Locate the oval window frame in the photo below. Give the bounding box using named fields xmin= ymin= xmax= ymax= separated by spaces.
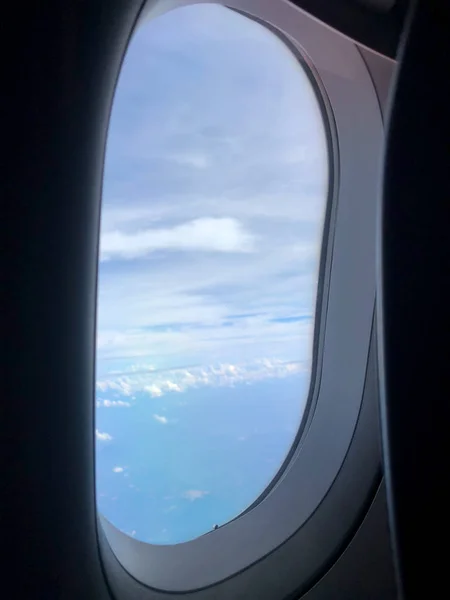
xmin=97 ymin=0 xmax=392 ymax=597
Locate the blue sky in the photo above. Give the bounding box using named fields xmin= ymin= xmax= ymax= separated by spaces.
xmin=95 ymin=4 xmax=328 ymax=544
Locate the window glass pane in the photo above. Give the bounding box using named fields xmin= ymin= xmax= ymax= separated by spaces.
xmin=96 ymin=3 xmax=328 ymax=544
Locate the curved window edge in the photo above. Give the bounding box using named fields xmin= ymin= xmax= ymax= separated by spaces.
xmin=210 ymin=8 xmax=339 ymax=524
xmin=96 ymin=0 xmax=393 ymax=596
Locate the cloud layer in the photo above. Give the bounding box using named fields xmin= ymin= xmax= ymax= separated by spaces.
xmin=97 ymin=357 xmax=309 ymax=399
xmin=96 ymin=399 xmax=131 ymax=408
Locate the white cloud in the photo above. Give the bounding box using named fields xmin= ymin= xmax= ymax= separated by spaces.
xmin=100 ymin=217 xmax=255 ymax=261
xmin=113 ymin=466 xmax=124 ymax=473
xmin=182 ymin=490 xmax=210 ymax=501
xmin=163 ymin=380 xmax=182 ymax=392
xmin=153 ymin=414 xmax=168 ymax=425
xmin=96 ymin=379 xmax=132 ymax=396
xmin=97 ymin=358 xmax=309 ymax=399
xmin=96 ymin=399 xmax=131 ymax=408
xmin=144 ymin=380 xmax=181 ymax=397
xmin=96 ymin=429 xmax=112 ymax=441
xmin=145 ymin=384 xmax=163 ymax=397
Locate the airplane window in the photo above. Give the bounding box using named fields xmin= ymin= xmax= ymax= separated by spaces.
xmin=96 ymin=3 xmax=328 ymax=545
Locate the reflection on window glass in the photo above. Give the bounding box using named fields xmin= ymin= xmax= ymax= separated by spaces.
xmin=96 ymin=4 xmax=328 ymax=544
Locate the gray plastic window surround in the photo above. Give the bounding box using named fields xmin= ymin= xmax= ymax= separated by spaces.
xmin=97 ymin=0 xmax=393 ymax=597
